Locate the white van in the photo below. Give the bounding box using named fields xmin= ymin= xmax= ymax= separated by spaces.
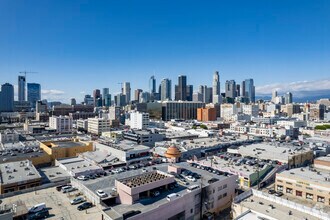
xmin=187 ymin=184 xmax=200 ymax=192
xmin=167 ymin=193 xmax=180 ymax=201
xmin=28 ymin=203 xmax=46 ymax=213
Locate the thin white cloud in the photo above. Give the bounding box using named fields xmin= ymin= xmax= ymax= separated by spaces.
xmin=256 ymin=79 xmax=330 ymax=96
xmin=41 ymin=89 xmax=65 ymax=95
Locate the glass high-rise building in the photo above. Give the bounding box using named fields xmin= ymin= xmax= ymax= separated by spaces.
xmin=102 ymin=88 xmax=110 ymax=106
xmin=123 ymin=82 xmax=131 ymax=104
xmin=225 ymin=80 xmax=237 ymax=98
xmin=160 ymin=78 xmax=171 ymax=101
xmin=212 ymin=71 xmax=221 ymax=104
xmin=149 ymin=76 xmax=156 ymax=94
xmin=18 ymin=75 xmax=26 ymax=101
xmin=27 ymin=83 xmax=41 ymax=108
xmin=0 ymin=83 xmax=14 ymax=112
xmin=244 ymin=79 xmax=255 ymax=103
xmin=175 ymin=75 xmax=187 ymax=101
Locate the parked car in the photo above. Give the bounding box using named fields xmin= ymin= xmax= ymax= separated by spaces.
xmin=77 ymin=175 xmax=89 ymax=181
xmin=275 ymin=192 xmax=283 ymax=197
xmin=28 ymin=209 xmax=49 ymax=220
xmin=77 ymin=202 xmax=93 ymax=211
xmin=151 ymin=191 xmax=160 ymax=197
xmin=63 ymin=187 xmax=76 ymax=193
xmin=56 ymin=184 xmax=70 ymax=191
xmin=70 ymin=197 xmax=86 ymax=205
xmin=185 ymin=176 xmax=197 ymax=182
xmin=96 ymin=189 xmax=107 ymax=198
xmin=28 ymin=203 xmax=46 ymax=214
xmin=268 ymin=189 xmax=276 ymax=194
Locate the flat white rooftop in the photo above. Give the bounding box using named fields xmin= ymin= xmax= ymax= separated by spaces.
xmin=278 ymin=167 xmax=330 ymax=188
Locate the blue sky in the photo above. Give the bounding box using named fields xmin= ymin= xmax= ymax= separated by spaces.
xmin=0 ymin=0 xmax=329 ymax=102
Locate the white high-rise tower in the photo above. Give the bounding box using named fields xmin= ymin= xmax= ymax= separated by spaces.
xmin=212 ymin=71 xmax=221 ymax=104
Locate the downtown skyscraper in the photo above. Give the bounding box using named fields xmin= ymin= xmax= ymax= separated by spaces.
xmin=18 ymin=75 xmax=26 ymax=101
xmin=160 ymin=78 xmax=171 ymax=101
xmin=27 ymin=83 xmax=41 ymax=108
xmin=212 ymin=71 xmax=221 ymax=104
xmin=175 ymin=75 xmax=187 ymax=101
xmin=243 ymin=78 xmax=255 ymax=103
xmin=0 ymin=83 xmax=14 ymax=112
xmin=123 ymin=82 xmax=131 ymax=104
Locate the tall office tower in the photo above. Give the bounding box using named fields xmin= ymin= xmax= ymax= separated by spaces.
xmin=241 ymin=80 xmax=246 ymax=97
xmin=84 ymin=95 xmax=94 ymax=105
xmin=123 ymin=82 xmax=131 ymax=104
xmin=285 ymin=92 xmax=293 ymax=104
xmin=104 ymin=94 xmax=112 ymax=107
xmin=160 ymin=78 xmax=172 ymax=101
xmin=135 ymin=89 xmax=143 ymax=102
xmin=139 ymin=92 xmax=151 ymax=103
xmin=193 ymin=92 xmax=203 ymax=102
xmin=206 ymin=87 xmax=213 ymax=103
xmin=243 ymin=79 xmax=255 ymax=103
xmin=114 ymin=94 xmax=126 ymax=107
xmin=186 ymin=85 xmax=193 ymax=101
xmin=272 ymin=90 xmax=278 ymax=103
xmin=225 ymin=80 xmax=237 ymax=98
xmin=200 ymin=85 xmax=212 ymax=103
xmin=18 ymin=75 xmax=26 ymax=101
xmin=93 ymin=89 xmax=101 ymax=106
xmin=27 ymin=83 xmax=41 ymax=108
xmin=36 ymin=100 xmax=47 ymax=113
xmin=236 ymin=84 xmax=240 ymax=97
xmin=175 ymin=75 xmax=187 ymax=101
xmin=149 ymin=76 xmax=156 ymax=94
xmin=102 ymin=88 xmax=109 ymax=106
xmin=71 ymin=98 xmax=76 ymax=105
xmin=0 ymin=83 xmax=14 ymax=112
xmin=212 ymin=71 xmax=221 ymax=104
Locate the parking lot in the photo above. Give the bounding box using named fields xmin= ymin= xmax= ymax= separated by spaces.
xmin=2 ymin=187 xmax=103 ymax=220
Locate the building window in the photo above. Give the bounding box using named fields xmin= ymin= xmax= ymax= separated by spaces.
xmin=218 ymin=195 xmax=223 ymax=200
xmin=317 ymin=196 xmax=325 ymax=203
xmin=286 ymin=188 xmax=293 ymax=194
xmin=296 ymin=190 xmax=302 ymax=197
xmin=223 ymin=193 xmax=227 ymax=198
xmin=277 ymin=180 xmax=283 ymax=183
xmin=306 ymin=193 xmax=313 ymax=200
xmin=190 ymin=209 xmax=193 ymax=214
xmin=306 ymin=187 xmax=313 ymax=191
xmin=218 ymin=186 xmax=222 ymax=191
xmin=277 ymin=185 xmax=283 ymax=192
xmin=223 ymin=184 xmax=227 ymax=189
xmin=286 ymin=182 xmax=292 ymax=185
xmin=296 ymin=184 xmax=302 ymax=187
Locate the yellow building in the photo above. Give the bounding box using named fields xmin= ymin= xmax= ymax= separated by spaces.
xmin=39 ymin=138 xmax=94 ymax=165
xmin=275 ymin=167 xmax=330 ymax=206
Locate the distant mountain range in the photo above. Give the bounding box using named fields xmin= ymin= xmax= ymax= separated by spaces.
xmin=256 ymin=89 xmax=330 ymax=103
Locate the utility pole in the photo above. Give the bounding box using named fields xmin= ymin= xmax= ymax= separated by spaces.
xmin=255 ymin=153 xmax=260 ymax=190
xmin=200 ymin=176 xmax=203 ymax=220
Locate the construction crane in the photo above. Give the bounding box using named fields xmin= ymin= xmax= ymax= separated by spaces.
xmin=19 ymin=71 xmax=38 ymax=78
xmin=117 ymin=82 xmax=123 ymax=93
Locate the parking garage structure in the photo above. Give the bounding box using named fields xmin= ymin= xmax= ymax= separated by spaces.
xmin=115 ymin=170 xmax=175 ymax=205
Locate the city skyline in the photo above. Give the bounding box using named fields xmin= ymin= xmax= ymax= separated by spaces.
xmin=0 ymin=0 xmax=329 ymax=102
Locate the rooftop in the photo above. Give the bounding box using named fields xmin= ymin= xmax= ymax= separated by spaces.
xmin=57 ymin=157 xmax=102 ymax=174
xmin=118 ymin=171 xmax=171 ymax=188
xmin=234 ymin=189 xmax=329 ymax=220
xmin=51 ymin=141 xmax=85 ymax=148
xmin=278 ymin=167 xmax=330 ymax=187
xmin=0 ymin=160 xmax=41 ymax=185
xmin=235 ymin=142 xmax=311 ymax=162
xmin=98 ymin=139 xmax=150 ymax=152
xmin=103 ymin=162 xmax=234 ymax=218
